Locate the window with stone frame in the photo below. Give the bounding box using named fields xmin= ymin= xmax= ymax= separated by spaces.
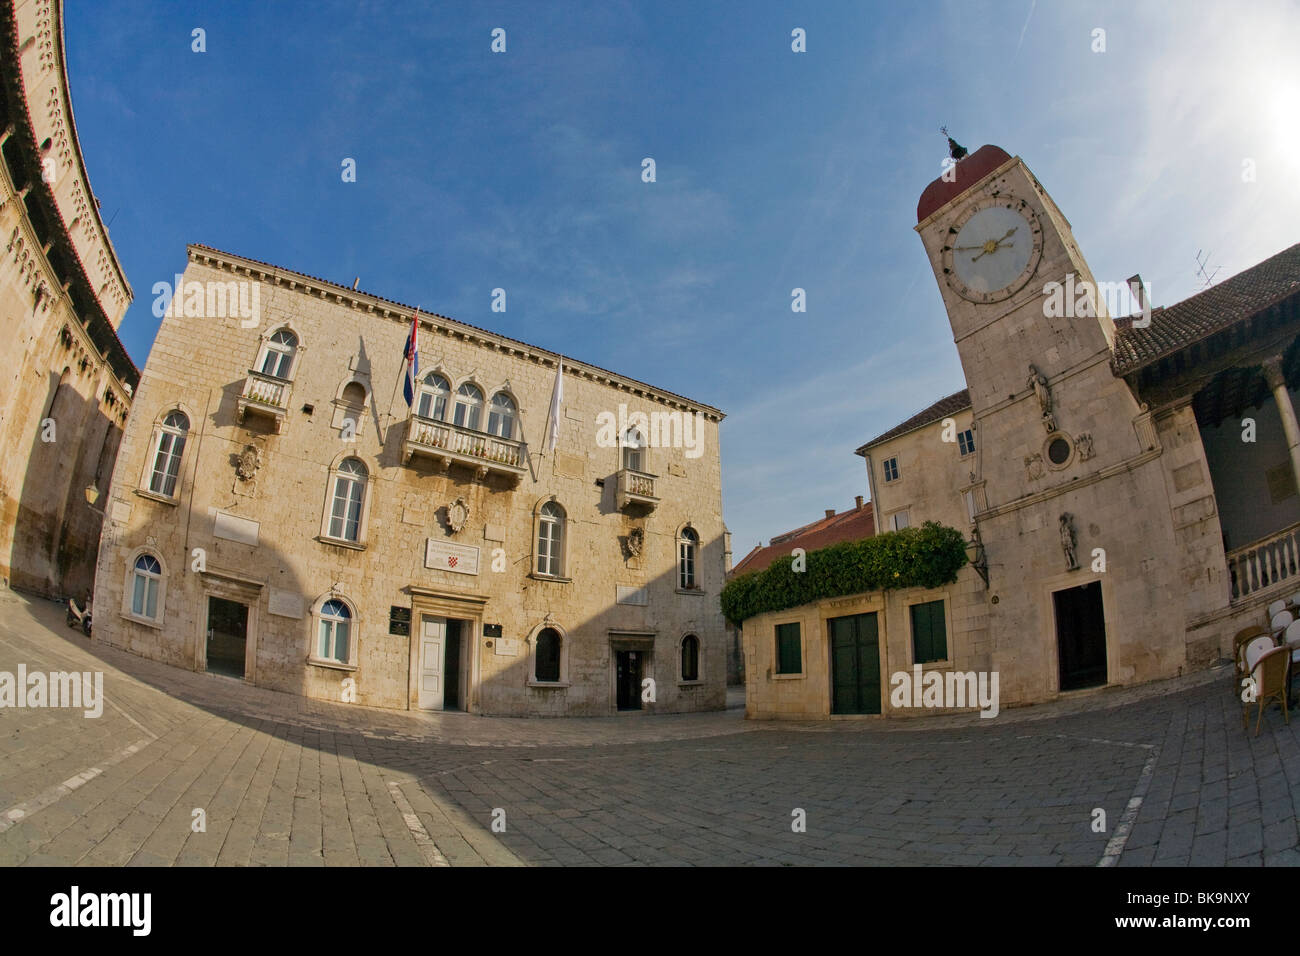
xmin=535 ymin=627 xmax=562 ymax=682
xmin=536 ymin=501 xmax=566 ymax=577
xmin=775 ymin=622 xmax=802 ymax=674
xmin=148 ymin=411 xmax=189 ymax=498
xmin=679 ymin=526 xmax=699 ymax=589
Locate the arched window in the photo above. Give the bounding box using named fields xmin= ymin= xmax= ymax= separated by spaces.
xmin=148 ymin=411 xmax=189 ymax=497
xmin=317 ymin=599 xmax=352 ymax=664
xmin=537 ymin=501 xmax=565 ymax=577
xmin=258 ymin=328 xmax=298 ymax=379
xmin=681 ymin=634 xmax=700 ymax=682
xmin=622 ymin=427 xmax=645 ymax=472
xmin=679 ymin=526 xmax=699 ymax=590
xmin=453 ymin=382 xmax=484 ymax=430
xmin=328 ymin=458 xmax=368 ymax=542
xmin=417 ymin=373 xmax=450 ymax=420
xmin=487 ymin=392 xmax=516 ymax=439
xmin=535 ymin=627 xmax=562 ymax=682
xmin=130 ymin=553 xmax=162 ymax=620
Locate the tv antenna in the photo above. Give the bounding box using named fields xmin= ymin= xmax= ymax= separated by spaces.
xmin=1194 ymin=249 xmax=1220 ymax=288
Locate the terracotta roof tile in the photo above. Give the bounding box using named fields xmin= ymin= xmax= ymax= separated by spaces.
xmin=855 ymin=388 xmax=971 ymax=453
xmin=730 ymin=502 xmax=875 ymax=577
xmin=1112 ymin=243 xmax=1300 ymax=375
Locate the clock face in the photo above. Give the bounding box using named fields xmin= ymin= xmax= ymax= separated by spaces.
xmin=942 ymin=198 xmax=1043 ymax=303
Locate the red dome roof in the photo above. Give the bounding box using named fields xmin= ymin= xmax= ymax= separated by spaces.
xmin=916 ymin=145 xmax=1013 ymax=223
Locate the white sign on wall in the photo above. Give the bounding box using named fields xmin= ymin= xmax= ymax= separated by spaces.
xmin=268 ymin=589 xmax=305 ymax=619
xmin=494 ymin=638 xmax=521 ymax=657
xmin=616 ymin=585 xmax=648 ymax=606
xmin=425 ymin=539 xmax=480 ymax=576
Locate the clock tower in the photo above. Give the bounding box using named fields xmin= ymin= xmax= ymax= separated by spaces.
xmin=914 ymin=145 xmax=1180 ymax=699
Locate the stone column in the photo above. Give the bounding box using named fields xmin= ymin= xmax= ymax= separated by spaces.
xmin=1262 ymin=355 xmax=1300 ymax=499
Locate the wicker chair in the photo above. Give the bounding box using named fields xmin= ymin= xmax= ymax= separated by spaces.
xmin=1242 ymin=646 xmax=1291 ymax=736
xmin=1233 ymin=625 xmax=1270 ymax=686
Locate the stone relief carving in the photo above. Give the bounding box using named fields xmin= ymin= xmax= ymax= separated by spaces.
xmin=1024 ymin=453 xmax=1044 ymax=480
xmin=624 ymin=526 xmax=645 ymax=559
xmin=1075 ymin=432 xmax=1094 ymax=461
xmin=235 ymin=445 xmax=261 ymax=482
xmin=1059 ymin=512 xmax=1079 ymax=571
xmin=446 ymin=496 xmax=470 ymax=534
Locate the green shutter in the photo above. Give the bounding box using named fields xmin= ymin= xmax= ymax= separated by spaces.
xmin=911 ymin=601 xmax=947 ymax=664
xmin=776 ymin=623 xmax=801 ymax=674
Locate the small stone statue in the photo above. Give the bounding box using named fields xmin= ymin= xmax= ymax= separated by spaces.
xmin=1028 ymin=364 xmax=1051 ymax=414
xmin=1060 ymin=512 xmax=1079 ymax=571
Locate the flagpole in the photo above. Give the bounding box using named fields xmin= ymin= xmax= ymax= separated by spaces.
xmin=384 ymin=309 xmax=418 ymax=444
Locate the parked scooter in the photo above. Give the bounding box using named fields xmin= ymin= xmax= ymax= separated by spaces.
xmin=66 ymin=595 xmax=91 ymax=636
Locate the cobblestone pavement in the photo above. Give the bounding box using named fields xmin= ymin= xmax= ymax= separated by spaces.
xmin=1 ymin=591 xmax=1297 ymax=866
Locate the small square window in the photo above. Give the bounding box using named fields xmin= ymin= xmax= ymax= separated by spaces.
xmin=775 ymin=622 xmax=802 ymax=674
xmin=883 ymin=457 xmax=899 ymax=483
xmin=958 ymin=429 xmax=975 ymax=456
xmin=891 ymin=510 xmax=910 ymax=531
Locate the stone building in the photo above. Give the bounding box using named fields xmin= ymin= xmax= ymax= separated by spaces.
xmin=93 ymin=245 xmax=727 ymax=716
xmin=740 ymin=144 xmax=1300 ymax=719
xmin=0 ymin=0 xmax=137 ymax=599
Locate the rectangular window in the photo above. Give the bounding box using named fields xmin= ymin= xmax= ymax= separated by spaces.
xmin=537 ymin=521 xmax=561 ymax=576
xmin=149 ymin=433 xmax=184 ymax=496
xmin=958 ymin=428 xmax=975 ymax=456
xmin=775 ymin=622 xmax=802 ymax=674
xmin=131 ymin=574 xmax=158 ymax=619
xmin=883 ymin=457 xmax=899 ymax=482
xmin=891 ymin=510 xmax=910 ymax=531
xmin=329 ymin=477 xmax=364 ymax=541
xmin=910 ymin=600 xmax=948 ymax=664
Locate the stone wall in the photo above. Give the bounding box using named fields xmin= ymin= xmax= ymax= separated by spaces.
xmin=93 ymin=248 xmax=727 ymax=717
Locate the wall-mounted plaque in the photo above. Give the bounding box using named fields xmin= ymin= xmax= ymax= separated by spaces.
xmin=425 ymin=539 xmax=480 ymax=575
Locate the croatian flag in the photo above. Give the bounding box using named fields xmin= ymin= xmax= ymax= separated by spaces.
xmin=402 ymin=311 xmax=419 ymax=407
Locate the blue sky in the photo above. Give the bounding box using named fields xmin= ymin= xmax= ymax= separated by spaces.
xmin=65 ymin=0 xmax=1300 ymax=559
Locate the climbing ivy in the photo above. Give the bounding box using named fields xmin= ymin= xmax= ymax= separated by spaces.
xmin=720 ymin=521 xmax=968 ymax=625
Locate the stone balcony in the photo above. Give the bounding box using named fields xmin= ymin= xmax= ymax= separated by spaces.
xmin=236 ymin=369 xmax=292 ymax=433
xmin=616 ymin=468 xmax=659 ymax=512
xmin=403 ymin=413 xmax=526 ymax=482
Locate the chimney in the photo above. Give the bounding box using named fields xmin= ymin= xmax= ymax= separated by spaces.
xmin=352 ymin=277 xmax=361 ymax=290
xmin=1127 ymin=274 xmax=1151 ymax=328
xmin=825 ymin=509 xmax=835 ymax=519
xmin=855 ymin=495 xmax=864 ymax=510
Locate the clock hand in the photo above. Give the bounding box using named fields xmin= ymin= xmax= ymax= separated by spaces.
xmin=971 ymin=227 xmax=1021 ymax=261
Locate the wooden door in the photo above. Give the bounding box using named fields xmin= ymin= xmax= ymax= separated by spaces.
xmin=830 ymin=612 xmax=881 ymax=715
xmin=418 ymin=616 xmax=445 ymax=710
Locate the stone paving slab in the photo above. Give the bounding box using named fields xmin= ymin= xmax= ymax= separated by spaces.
xmin=1 ymin=590 xmax=1298 ymax=865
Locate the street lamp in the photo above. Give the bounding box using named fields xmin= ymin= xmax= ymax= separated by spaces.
xmin=966 ymin=526 xmax=989 ymax=588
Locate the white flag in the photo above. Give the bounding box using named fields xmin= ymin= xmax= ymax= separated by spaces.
xmin=546 ymin=357 xmax=563 ymax=452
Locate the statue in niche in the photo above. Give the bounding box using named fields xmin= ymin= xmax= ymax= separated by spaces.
xmin=1059 ymin=513 xmax=1079 ymax=571
xmin=1028 ymin=364 xmax=1051 ymax=415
